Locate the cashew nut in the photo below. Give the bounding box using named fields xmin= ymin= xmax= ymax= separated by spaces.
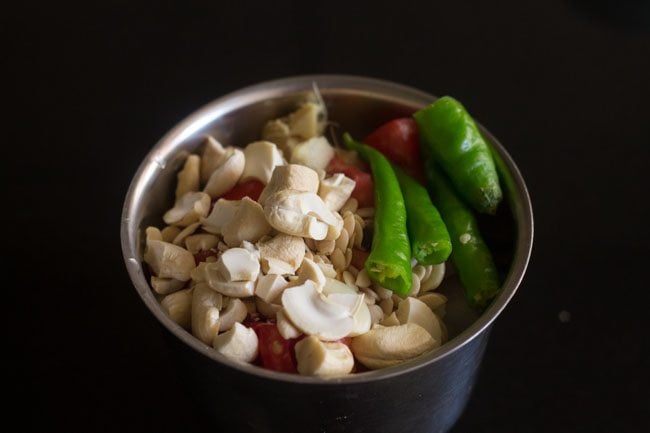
xmin=176 ymin=154 xmax=200 ymax=200
xmin=160 ymin=287 xmax=194 ymax=329
xmin=290 ymin=136 xmax=334 ymax=173
xmin=144 ymin=239 xmax=195 ymax=281
xmin=258 ymin=164 xmax=320 ymax=206
xmin=201 ymin=199 xmax=240 ymax=235
xmin=241 ymin=141 xmax=284 ymax=184
xmin=191 ymin=283 xmax=222 ymax=345
xmin=319 ymin=173 xmax=356 ymax=212
xmin=150 ymin=276 xmax=185 ymax=295
xmin=163 ymin=191 xmax=211 ymax=227
xmin=218 ymin=298 xmax=248 ymax=332
xmin=257 ymin=234 xmax=305 ymax=274
xmin=255 ymin=274 xmax=289 ymax=303
xmin=221 ymin=197 xmax=271 ymax=247
xmin=264 ymin=190 xmax=343 ymax=241
xmin=213 ymin=322 xmax=258 ymax=363
xmin=294 ymin=336 xmax=354 ymax=377
xmin=200 ymin=135 xmax=227 ymax=184
xmin=203 ymin=147 xmax=245 ymax=198
xmin=350 ymin=323 xmax=436 ymax=370
xmin=215 ymin=247 xmax=260 ymax=282
xmin=396 ymin=297 xmax=442 ymax=343
xmin=276 ymin=309 xmax=302 ymax=339
xmin=184 ymin=233 xmax=220 ymax=254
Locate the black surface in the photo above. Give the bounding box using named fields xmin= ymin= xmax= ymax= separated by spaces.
xmin=6 ymin=1 xmax=649 ymax=432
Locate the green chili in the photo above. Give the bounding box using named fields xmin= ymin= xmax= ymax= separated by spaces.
xmin=423 ymin=158 xmax=500 ymax=310
xmin=414 ymin=96 xmax=502 ymax=215
xmin=343 ymin=133 xmax=412 ymax=297
xmin=393 ymin=165 xmax=452 ymax=265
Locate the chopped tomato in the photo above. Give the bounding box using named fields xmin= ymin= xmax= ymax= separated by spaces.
xmin=326 ymin=156 xmax=374 ymax=207
xmin=364 ymin=118 xmax=424 ymax=181
xmin=350 ymin=249 xmax=370 ymax=271
xmin=250 ymin=322 xmax=302 ymax=373
xmin=220 ymin=180 xmax=265 ymax=201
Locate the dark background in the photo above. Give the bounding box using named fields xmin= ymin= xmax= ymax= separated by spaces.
xmin=6 ymin=1 xmax=649 ymax=432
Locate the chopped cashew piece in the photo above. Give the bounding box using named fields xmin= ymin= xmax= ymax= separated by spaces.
xmin=221 ymin=197 xmax=271 ymax=247
xmin=368 ymin=304 xmax=384 ymax=326
xmin=201 ymin=199 xmax=240 ymax=235
xmin=380 ymin=312 xmax=400 ymax=327
xmin=396 ymin=298 xmax=442 ymax=344
xmin=262 ymin=119 xmax=295 ymax=154
xmin=191 ymin=283 xmax=222 ymax=345
xmin=417 ymin=293 xmax=448 ymax=311
xmin=161 ymin=225 xmax=181 ymax=243
xmin=200 ymin=136 xmax=227 ymax=183
xmin=276 ymin=309 xmax=302 ymax=339
xmin=172 ymin=222 xmax=200 ymax=246
xmin=255 ymin=297 xmax=282 ymax=319
xmin=319 ymin=173 xmax=356 ymax=211
xmin=163 ymin=192 xmax=211 ymax=227
xmin=184 ymin=233 xmax=220 ymax=254
xmin=255 ymin=274 xmax=289 ymax=303
xmin=258 ymin=234 xmax=305 ymax=274
xmin=258 ymin=164 xmax=320 ymax=206
xmin=281 ymin=280 xmax=357 ymax=340
xmin=144 ymin=239 xmax=195 ymax=281
xmin=287 ymin=102 xmax=325 ymax=140
xmin=219 ymin=298 xmax=248 ymax=332
xmin=216 ymin=247 xmax=260 ymax=282
xmin=202 ymin=262 xmax=256 ymax=297
xmin=145 ymin=226 xmax=163 ymax=242
xmin=295 ymin=336 xmax=354 ymax=377
xmin=322 ymin=277 xmax=357 ymax=296
xmin=264 ymin=190 xmax=343 ymax=241
xmin=203 ymin=148 xmax=246 ymax=198
xmin=160 ymin=287 xmax=193 ymax=329
xmin=420 ymin=263 xmax=446 ymax=292
xmin=289 ymin=258 xmax=326 ymax=291
xmin=213 ymin=322 xmax=259 ymax=363
xmin=151 ymin=276 xmax=185 ymax=295
xmin=241 ymin=141 xmax=284 ymax=184
xmin=290 ymin=136 xmax=334 ymax=173
xmin=350 ymin=323 xmax=436 ymax=370
xmin=175 ymin=154 xmax=200 ymax=200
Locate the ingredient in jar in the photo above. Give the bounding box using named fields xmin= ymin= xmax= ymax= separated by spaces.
xmin=423 ymin=159 xmax=500 ymax=309
xmin=342 ymin=133 xmax=412 ymax=297
xmin=414 ymin=96 xmax=502 ymax=215
xmin=392 ymin=165 xmax=452 ymax=265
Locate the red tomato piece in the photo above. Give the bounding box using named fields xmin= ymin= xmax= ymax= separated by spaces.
xmin=250 ymin=322 xmax=302 ymax=373
xmin=326 ymin=156 xmax=374 ymax=207
xmin=364 ymin=118 xmax=424 ymax=181
xmin=220 ymin=180 xmax=265 ymax=201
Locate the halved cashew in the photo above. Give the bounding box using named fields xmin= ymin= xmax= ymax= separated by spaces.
xmin=160 ymin=287 xmax=194 ymax=329
xmin=258 ymin=234 xmax=305 ymax=274
xmin=290 ymin=136 xmax=334 ymax=173
xmin=417 ymin=293 xmax=448 ymax=311
xmin=319 ymin=173 xmax=356 ymax=212
xmin=287 ymin=102 xmax=326 ymax=141
xmin=255 ymin=274 xmax=289 ymax=303
xmin=191 ymin=283 xmax=222 ymax=345
xmin=396 ymin=297 xmax=442 ymax=344
xmin=262 ymin=118 xmax=294 ymax=154
xmin=281 ymin=280 xmax=357 ymax=340
xmin=203 ymin=148 xmax=245 ymax=198
xmin=176 ymin=154 xmax=200 ymax=200
xmin=380 ymin=312 xmax=400 ymax=327
xmin=276 ymin=309 xmax=302 ymax=339
xmin=146 ymin=226 xmax=163 ymax=242
xmin=144 ymin=239 xmax=195 ymax=281
xmin=258 ymin=164 xmax=320 ymax=206
xmin=255 ymin=297 xmax=282 ymax=319
xmin=201 ymin=199 xmax=240 ymax=235
xmin=151 ymin=276 xmax=185 ymax=295
xmin=200 ymin=136 xmax=227 ymax=184
xmin=350 ymin=323 xmax=436 ymax=370
xmin=264 ymin=190 xmax=343 ymax=240
xmin=420 ymin=263 xmax=446 ymax=292
xmin=161 ymin=225 xmax=181 ymax=243
xmin=219 ymin=198 xmax=271 ymax=247
xmin=213 ymin=322 xmax=258 ymax=363
xmin=216 ymin=247 xmax=260 ymax=282
xmin=202 ymin=262 xmax=255 ymax=297
xmin=316 ymin=262 xmax=337 ymax=278
xmin=163 ymin=192 xmax=211 ymax=227
xmin=241 ymin=141 xmax=284 ymax=184
xmin=289 ymin=258 xmax=326 ymax=291
xmin=184 ymin=233 xmax=220 ymax=254
xmin=218 ymin=298 xmax=248 ymax=332
xmin=294 ymin=336 xmax=354 ymax=377
xmin=172 ymin=222 xmax=201 ymax=246
xmin=368 ymin=304 xmax=384 ymax=326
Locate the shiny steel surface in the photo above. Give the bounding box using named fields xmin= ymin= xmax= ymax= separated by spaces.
xmin=121 ymin=75 xmax=533 ymax=432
